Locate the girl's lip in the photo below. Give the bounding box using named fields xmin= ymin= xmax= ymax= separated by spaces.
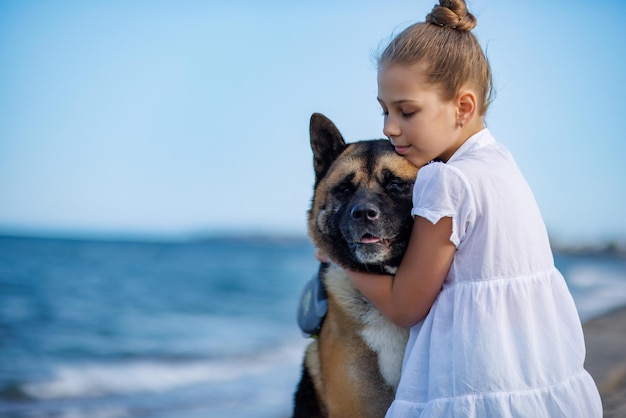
xmin=394 ymin=145 xmax=410 ymax=155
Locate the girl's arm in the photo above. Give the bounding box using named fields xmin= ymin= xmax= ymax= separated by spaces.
xmin=346 ymin=216 xmax=455 ymax=328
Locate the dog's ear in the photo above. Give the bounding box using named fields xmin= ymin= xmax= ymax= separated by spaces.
xmin=310 ymin=113 xmax=347 ymax=185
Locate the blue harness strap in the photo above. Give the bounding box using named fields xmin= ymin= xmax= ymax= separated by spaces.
xmin=297 ymin=263 xmax=328 ymax=338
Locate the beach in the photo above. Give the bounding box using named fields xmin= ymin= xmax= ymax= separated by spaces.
xmin=584 ymin=305 xmax=626 ymax=418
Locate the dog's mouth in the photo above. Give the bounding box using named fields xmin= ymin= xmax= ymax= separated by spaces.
xmin=357 ymin=233 xmax=391 ymax=248
xmin=347 ymin=231 xmax=398 ymax=266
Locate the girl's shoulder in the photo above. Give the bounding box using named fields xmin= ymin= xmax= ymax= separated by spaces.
xmin=414 ymin=161 xmax=473 ymax=207
xmin=418 ymin=161 xmax=468 ymax=188
xmin=447 ymin=129 xmax=515 ymax=169
xmin=448 ymin=140 xmax=518 ymax=183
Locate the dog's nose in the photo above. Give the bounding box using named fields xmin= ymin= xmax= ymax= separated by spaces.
xmin=350 ymin=203 xmax=380 ymax=222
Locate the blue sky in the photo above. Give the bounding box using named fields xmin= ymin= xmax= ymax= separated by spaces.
xmin=0 ymin=0 xmax=624 ymax=244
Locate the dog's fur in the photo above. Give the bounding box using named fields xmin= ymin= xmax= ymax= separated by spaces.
xmin=293 ymin=113 xmax=418 ymax=418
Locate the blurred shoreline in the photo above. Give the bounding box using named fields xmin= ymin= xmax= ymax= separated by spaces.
xmin=552 ymin=240 xmax=626 ymax=259
xmin=2 ymin=229 xmax=626 ymax=253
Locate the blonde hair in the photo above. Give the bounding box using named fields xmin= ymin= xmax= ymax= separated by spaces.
xmin=379 ymin=0 xmax=493 ymax=115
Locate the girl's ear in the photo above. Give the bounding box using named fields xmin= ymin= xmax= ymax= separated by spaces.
xmin=456 ymin=89 xmax=477 ymax=126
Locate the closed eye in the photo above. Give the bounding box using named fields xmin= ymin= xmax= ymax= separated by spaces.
xmin=333 ymin=175 xmax=356 ymax=198
xmin=385 ymin=178 xmax=412 ymax=196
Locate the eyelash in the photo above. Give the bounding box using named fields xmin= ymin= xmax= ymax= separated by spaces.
xmin=381 ymin=110 xmax=416 ymax=118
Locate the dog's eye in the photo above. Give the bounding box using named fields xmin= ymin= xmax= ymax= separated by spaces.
xmin=386 ymin=179 xmax=412 ymax=195
xmin=333 ymin=181 xmax=355 ymax=197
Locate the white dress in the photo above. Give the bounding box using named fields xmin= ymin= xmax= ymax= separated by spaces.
xmin=385 ymin=129 xmax=602 ymax=417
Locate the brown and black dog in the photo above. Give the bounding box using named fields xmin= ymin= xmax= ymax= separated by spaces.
xmin=293 ymin=113 xmax=418 ymax=417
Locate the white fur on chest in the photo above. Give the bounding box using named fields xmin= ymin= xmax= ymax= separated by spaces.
xmin=324 ymin=265 xmax=408 ymax=388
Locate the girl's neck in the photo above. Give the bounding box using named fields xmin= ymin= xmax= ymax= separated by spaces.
xmin=463 ymin=116 xmax=485 ymax=139
xmin=440 ymin=117 xmax=485 ymax=163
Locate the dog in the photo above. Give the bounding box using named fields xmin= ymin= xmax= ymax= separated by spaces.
xmin=293 ymin=113 xmax=418 ymax=417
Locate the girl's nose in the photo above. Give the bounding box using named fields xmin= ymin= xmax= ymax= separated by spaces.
xmin=383 ymin=115 xmax=400 ymax=139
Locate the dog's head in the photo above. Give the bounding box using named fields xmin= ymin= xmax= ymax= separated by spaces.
xmin=307 ymin=113 xmax=418 ymax=274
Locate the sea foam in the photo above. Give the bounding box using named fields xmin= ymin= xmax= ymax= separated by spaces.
xmin=22 ymin=337 xmax=308 ymax=400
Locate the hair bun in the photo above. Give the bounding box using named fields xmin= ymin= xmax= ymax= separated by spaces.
xmin=426 ymin=0 xmax=477 ymax=32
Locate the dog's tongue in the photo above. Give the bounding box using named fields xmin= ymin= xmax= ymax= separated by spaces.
xmin=360 ymin=236 xmax=381 ymax=244
xmin=359 ymin=235 xmax=392 ymax=248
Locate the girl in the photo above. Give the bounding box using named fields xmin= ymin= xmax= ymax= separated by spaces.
xmin=329 ymin=0 xmax=603 ymax=416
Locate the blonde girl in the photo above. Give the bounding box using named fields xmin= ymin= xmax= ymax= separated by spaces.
xmin=334 ymin=0 xmax=603 ymax=416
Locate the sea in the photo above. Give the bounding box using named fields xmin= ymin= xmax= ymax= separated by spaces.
xmin=0 ymin=234 xmax=625 ymax=418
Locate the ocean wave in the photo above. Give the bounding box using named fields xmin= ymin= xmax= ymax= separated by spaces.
xmin=567 ymin=264 xmax=626 ymax=321
xmin=12 ymin=338 xmax=308 ymax=401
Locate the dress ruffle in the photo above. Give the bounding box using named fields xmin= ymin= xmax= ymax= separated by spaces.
xmin=386 ymin=370 xmax=601 ymax=417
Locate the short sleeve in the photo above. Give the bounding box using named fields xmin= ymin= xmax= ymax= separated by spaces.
xmin=411 ymin=162 xmax=475 ymax=247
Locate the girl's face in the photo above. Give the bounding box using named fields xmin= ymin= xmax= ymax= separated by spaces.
xmin=377 ymin=63 xmax=465 ymax=168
